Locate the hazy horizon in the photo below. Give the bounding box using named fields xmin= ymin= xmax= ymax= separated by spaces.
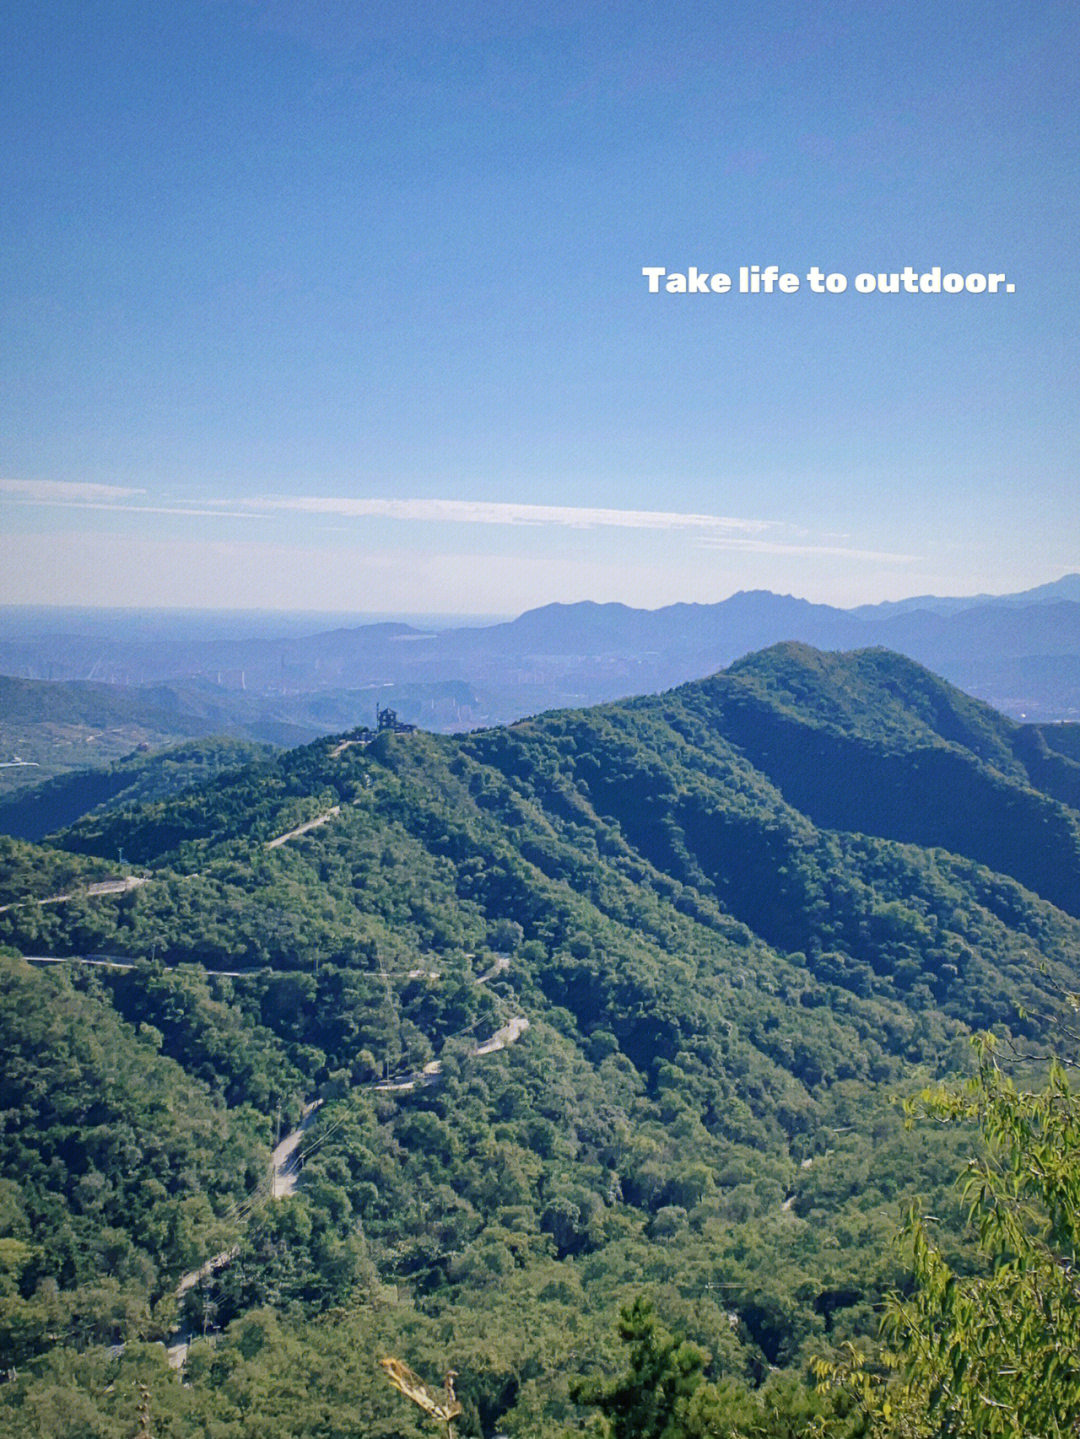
xmin=1 ymin=569 xmax=1078 ymax=648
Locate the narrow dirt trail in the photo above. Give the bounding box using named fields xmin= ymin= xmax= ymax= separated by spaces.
xmin=264 ymin=806 xmax=340 ymax=848
xmin=166 ymin=1101 xmax=323 ymax=1367
xmin=0 ymin=875 xmax=147 ymax=913
xmin=476 ymin=953 xmax=510 ymax=983
xmin=270 ymin=1100 xmax=324 ymax=1198
xmin=476 ymin=1013 xmax=529 ymax=1055
xmin=374 ymin=1009 xmax=529 ymax=1093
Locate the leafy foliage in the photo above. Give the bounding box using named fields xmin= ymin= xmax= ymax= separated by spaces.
xmin=814 ymin=1036 xmax=1080 ymax=1436
xmin=892 ymin=1042 xmax=1080 ymax=1435
xmin=572 ymin=1296 xmax=856 ymax=1439
xmin=0 ymin=956 xmax=267 ymax=1367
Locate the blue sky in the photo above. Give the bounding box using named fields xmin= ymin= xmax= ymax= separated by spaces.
xmin=2 ymin=0 xmax=1077 ymax=613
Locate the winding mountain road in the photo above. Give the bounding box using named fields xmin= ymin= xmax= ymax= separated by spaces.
xmin=164 ymin=973 xmax=529 ymax=1367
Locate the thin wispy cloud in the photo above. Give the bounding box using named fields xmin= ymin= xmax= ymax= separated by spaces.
xmin=2 ymin=481 xmax=918 ymax=568
xmin=226 ymin=494 xmax=777 ymax=534
xmin=1 ymin=479 xmax=268 ymax=521
xmin=222 ymin=494 xmax=916 ymax=562
xmin=1 ymin=478 xmax=146 ymax=502
xmin=49 ymin=503 xmax=271 ymax=521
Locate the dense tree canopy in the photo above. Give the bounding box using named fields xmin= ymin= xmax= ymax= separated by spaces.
xmin=1 ymin=646 xmax=1079 ymax=1435
xmin=824 ymin=1038 xmax=1080 ymax=1437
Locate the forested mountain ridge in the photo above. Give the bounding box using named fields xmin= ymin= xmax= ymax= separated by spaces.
xmin=0 ymin=735 xmax=274 ymax=842
xmin=1 ymin=644 xmax=1079 ymax=1436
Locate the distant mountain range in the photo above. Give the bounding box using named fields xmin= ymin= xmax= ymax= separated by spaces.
xmin=1 ymin=578 xmax=1078 ymax=758
xmin=848 ymin=572 xmax=1080 ymax=618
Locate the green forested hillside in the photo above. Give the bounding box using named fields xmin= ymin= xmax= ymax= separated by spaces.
xmin=1 ymin=645 xmax=1078 ymax=1436
xmin=0 ymin=736 xmax=274 ymax=842
xmin=0 ymin=674 xmax=305 ymax=793
xmin=0 ymin=959 xmax=272 ymax=1362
